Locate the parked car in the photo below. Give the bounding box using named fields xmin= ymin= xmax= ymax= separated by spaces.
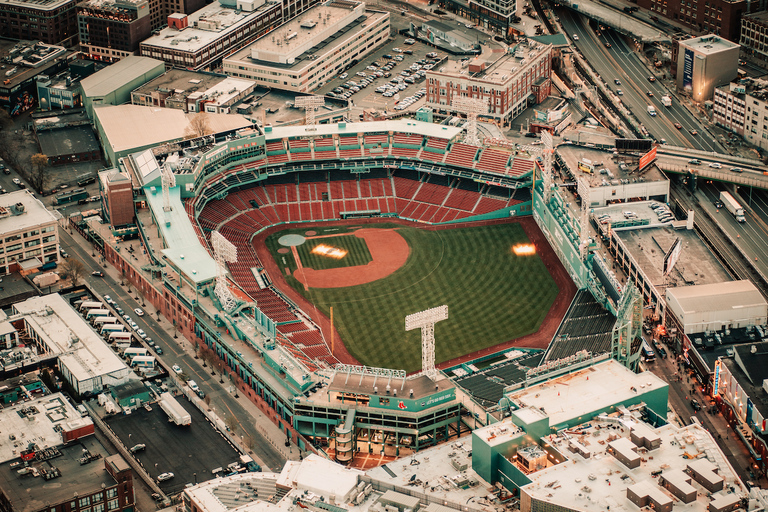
xmin=130 ymin=444 xmax=146 ymax=453
xmin=172 ymin=364 xmax=182 ymax=374
xmin=157 ymin=472 xmax=174 ymax=482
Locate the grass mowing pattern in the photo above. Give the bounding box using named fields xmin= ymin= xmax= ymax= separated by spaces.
xmin=295 ymin=235 xmax=372 ymax=270
xmin=266 ymin=223 xmax=558 ymax=373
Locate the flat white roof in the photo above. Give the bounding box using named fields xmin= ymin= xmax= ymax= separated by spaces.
xmin=95 ymin=104 xmax=252 ymax=155
xmin=0 ymin=190 xmax=57 ymax=234
xmin=667 ymin=280 xmax=766 ymax=314
xmin=276 ymin=454 xmax=362 ymax=501
xmin=681 ymin=34 xmax=740 ymax=54
xmin=140 ymin=1 xmax=273 ymax=53
xmin=0 ymin=393 xmax=92 ymax=463
xmin=13 ymin=295 xmax=129 ymax=384
xmin=197 ymin=77 xmax=255 ymax=107
xmin=506 ymin=359 xmax=667 ymax=428
xmin=80 ymin=56 xmax=164 ymax=97
xmin=264 ymin=119 xmax=462 ymax=141
xmin=523 ymin=420 xmax=744 ymax=512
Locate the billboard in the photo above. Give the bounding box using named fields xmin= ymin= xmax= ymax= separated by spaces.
xmin=534 ymin=109 xmax=548 ymax=122
xmin=615 ymin=138 xmax=652 ymax=153
xmin=638 ymin=146 xmax=657 ymax=171
xmin=683 ymin=48 xmax=694 ymax=91
xmin=663 ymin=237 xmax=682 ymax=276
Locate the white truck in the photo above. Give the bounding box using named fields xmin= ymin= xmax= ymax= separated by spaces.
xmin=661 ymin=95 xmax=672 ymax=107
xmin=720 ymin=191 xmax=746 ymax=223
xmin=647 ymin=105 xmax=657 ymax=116
xmin=159 ymin=392 xmax=191 ymax=426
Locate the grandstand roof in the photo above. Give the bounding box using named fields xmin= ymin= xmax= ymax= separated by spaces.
xmin=264 ymin=119 xmax=462 ymax=142
xmin=145 ymin=185 xmax=219 ymax=285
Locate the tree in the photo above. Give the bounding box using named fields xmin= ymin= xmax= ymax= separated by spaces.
xmin=60 ymin=258 xmax=85 ymax=287
xmin=225 ymin=414 xmax=239 ymax=434
xmin=203 ymin=395 xmax=211 ymax=408
xmin=29 ymin=153 xmax=50 ymax=193
xmin=184 ymin=112 xmax=212 ymax=139
xmin=216 ymin=359 xmax=226 ymax=383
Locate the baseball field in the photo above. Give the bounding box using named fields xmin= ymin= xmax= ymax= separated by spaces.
xmin=263 ymin=221 xmax=559 ymax=373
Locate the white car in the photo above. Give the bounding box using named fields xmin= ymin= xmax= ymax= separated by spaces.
xmin=104 ymin=295 xmax=114 ymax=304
xmin=404 ymin=38 xmax=415 ymax=44
xmin=157 ymin=472 xmax=174 ymax=482
xmin=134 ymin=308 xmax=145 ymax=316
xmin=709 ymin=162 xmax=722 ymax=169
xmin=393 ymin=47 xmax=403 ymax=53
xmin=339 ymin=73 xmax=348 ymax=80
xmin=172 ymin=365 xmax=182 ymax=374
xmin=136 ymin=329 xmax=147 ymax=339
xmin=573 ymin=34 xmax=579 ymax=41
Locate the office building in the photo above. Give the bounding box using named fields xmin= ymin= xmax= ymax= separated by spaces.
xmin=139 ymin=0 xmax=282 ymax=71
xmin=637 ymin=0 xmax=746 ymax=42
xmin=223 ymin=0 xmax=390 ymax=93
xmin=741 ymin=11 xmax=768 ymax=65
xmin=676 ymin=34 xmax=740 ymax=101
xmin=77 ymin=0 xmax=152 ymax=62
xmin=0 ymin=0 xmax=78 ymax=45
xmin=0 ymin=190 xmax=59 ymax=274
xmin=438 ymin=0 xmax=518 ymax=38
xmin=425 ymin=40 xmax=552 ymax=126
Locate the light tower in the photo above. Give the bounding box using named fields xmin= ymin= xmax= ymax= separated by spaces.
xmin=405 ymin=305 xmax=448 ymax=380
xmin=451 ymin=95 xmax=488 ymax=146
xmin=577 ymin=176 xmax=591 ymax=261
xmin=211 ymin=230 xmax=238 ymax=311
xmin=161 ymin=163 xmax=176 ymax=213
xmin=294 ymin=95 xmax=325 ymax=130
xmin=518 ymin=130 xmax=554 ymax=204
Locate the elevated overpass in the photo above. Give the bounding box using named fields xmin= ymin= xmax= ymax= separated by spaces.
xmin=655 ymin=146 xmax=768 ymax=190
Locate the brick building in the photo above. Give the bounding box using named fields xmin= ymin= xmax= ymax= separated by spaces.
xmin=0 ymin=0 xmax=78 ymax=45
xmin=100 ymin=169 xmax=135 ymax=228
xmin=425 ymin=40 xmax=552 ymax=127
xmin=77 ymin=0 xmax=152 ymax=62
xmin=636 ymin=0 xmax=747 ymax=43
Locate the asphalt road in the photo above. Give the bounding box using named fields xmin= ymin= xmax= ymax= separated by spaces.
xmin=559 ymin=9 xmax=723 ymax=152
xmin=58 ymin=229 xmax=287 ymax=473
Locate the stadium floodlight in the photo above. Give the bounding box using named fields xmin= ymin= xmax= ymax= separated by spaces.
xmin=519 ymin=131 xmax=554 ymax=204
xmin=405 ymin=305 xmax=448 ymax=380
xmin=294 ymin=95 xmax=325 ymax=130
xmin=161 ymin=163 xmax=176 ymax=213
xmin=451 ymin=95 xmax=488 ymax=146
xmin=211 ymin=230 xmax=238 ymax=311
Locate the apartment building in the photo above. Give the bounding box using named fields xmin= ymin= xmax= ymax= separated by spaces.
xmin=0 ymin=190 xmax=59 ymax=275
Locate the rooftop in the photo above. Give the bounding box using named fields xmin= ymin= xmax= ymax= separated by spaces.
xmin=592 ymin=201 xmax=677 ymax=230
xmin=557 ymin=145 xmax=666 ymax=185
xmin=680 ymin=34 xmax=740 ymax=54
xmin=0 ymin=40 xmax=71 ymax=89
xmin=264 ymin=119 xmax=462 ymax=142
xmin=12 ymin=294 xmax=130 ymax=384
xmin=94 ymin=104 xmax=252 ymax=157
xmin=36 ymin=125 xmax=100 ymax=158
xmin=506 ymin=359 xmax=668 ymax=428
xmin=0 ymin=433 xmax=118 ymax=512
xmin=0 ymin=190 xmax=57 ymax=233
xmin=432 ymin=40 xmax=551 ymax=83
xmin=615 ymin=223 xmax=731 ymax=292
xmin=244 ymin=0 xmax=372 ymax=66
xmin=131 ymin=69 xmax=241 ymax=106
xmin=0 ymin=0 xmax=72 ymax=12
xmin=667 ymin=280 xmax=766 ymax=316
xmin=80 ymin=56 xmax=164 ymax=98
xmin=140 ymin=0 xmax=278 ymax=53
xmin=523 ymin=419 xmax=745 ymax=512
xmin=0 ymin=392 xmax=91 ymax=463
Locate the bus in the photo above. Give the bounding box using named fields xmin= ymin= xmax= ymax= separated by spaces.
xmin=642 ymin=340 xmax=656 ymax=362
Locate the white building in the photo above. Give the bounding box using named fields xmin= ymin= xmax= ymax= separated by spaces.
xmin=223 ymin=1 xmax=390 ymax=93
xmin=426 ymin=40 xmax=552 ymax=126
xmin=676 ymin=35 xmax=740 ymax=101
xmin=0 ymin=190 xmax=59 ymax=275
xmin=139 ymin=0 xmax=282 ymax=71
xmin=13 ymin=294 xmax=132 ymax=395
xmin=666 ymin=280 xmax=768 ymax=334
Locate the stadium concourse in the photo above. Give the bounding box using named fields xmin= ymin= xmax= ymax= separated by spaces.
xmin=100 ymin=118 xmax=605 ymax=464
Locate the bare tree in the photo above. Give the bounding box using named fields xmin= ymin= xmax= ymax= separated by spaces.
xmin=184 ymin=112 xmax=212 ymax=139
xmin=60 ymin=258 xmax=85 ymax=287
xmin=225 ymin=414 xmax=239 ymax=434
xmin=217 ymin=359 xmax=226 ymax=383
xmin=29 ymin=153 xmax=50 ymax=193
xmin=204 ymin=395 xmax=211 ymax=408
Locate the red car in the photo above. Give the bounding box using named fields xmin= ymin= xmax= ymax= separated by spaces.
xmin=674 ymin=122 xmax=682 ymax=129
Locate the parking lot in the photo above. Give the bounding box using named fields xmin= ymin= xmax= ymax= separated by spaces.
xmin=106 ymin=398 xmax=241 ymax=494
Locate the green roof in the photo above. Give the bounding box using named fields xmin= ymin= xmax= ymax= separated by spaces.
xmin=529 ymin=34 xmax=569 ymax=47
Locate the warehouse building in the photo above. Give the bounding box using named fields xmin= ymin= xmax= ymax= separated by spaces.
xmin=676 ymin=35 xmax=740 ymax=101
xmin=12 ymin=294 xmax=132 ymax=396
xmin=222 ymin=1 xmax=390 ymax=93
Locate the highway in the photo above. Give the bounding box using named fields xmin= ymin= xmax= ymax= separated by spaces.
xmin=559 ymin=9 xmax=724 ymax=153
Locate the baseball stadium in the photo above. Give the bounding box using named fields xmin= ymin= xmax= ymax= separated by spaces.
xmin=120 ymin=118 xmax=637 ymax=467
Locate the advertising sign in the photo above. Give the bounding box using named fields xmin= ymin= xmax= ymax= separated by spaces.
xmin=663 ymin=237 xmax=682 ymax=276
xmin=534 ymin=109 xmax=548 ymax=122
xmin=638 ymin=146 xmax=657 ymax=171
xmin=713 ymin=358 xmax=721 ymax=396
xmin=683 ymin=48 xmax=694 ymax=91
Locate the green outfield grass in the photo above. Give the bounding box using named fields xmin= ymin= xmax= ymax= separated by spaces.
xmin=296 ymin=235 xmax=372 ymax=270
xmin=265 ymin=223 xmax=558 ymax=373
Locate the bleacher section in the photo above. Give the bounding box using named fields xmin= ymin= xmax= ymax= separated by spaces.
xmin=454 ymin=352 xmax=544 ymax=408
xmin=543 ymin=290 xmax=616 ymax=362
xmin=444 ymin=142 xmax=479 ymax=169
xmin=475 ymin=148 xmax=512 ymax=174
